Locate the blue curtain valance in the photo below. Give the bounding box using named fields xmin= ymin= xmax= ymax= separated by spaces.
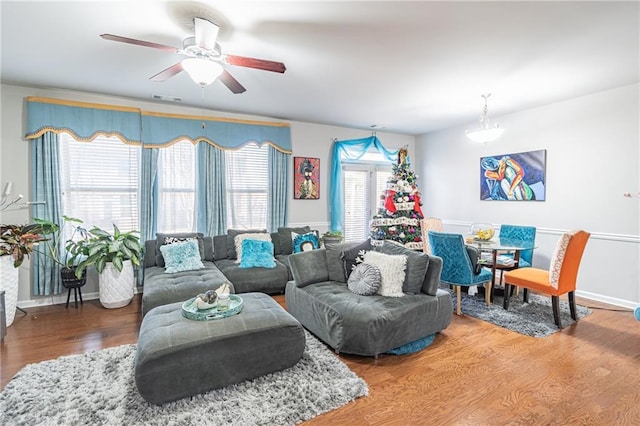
xmin=141 ymin=112 xmax=291 ymax=152
xmin=25 ymin=97 xmax=292 ymax=152
xmin=25 ymin=97 xmax=142 ymax=144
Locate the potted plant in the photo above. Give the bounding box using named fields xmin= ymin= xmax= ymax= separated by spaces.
xmin=321 ymin=230 xmax=344 ymax=246
xmin=0 ymin=222 xmax=53 ymax=326
xmin=33 ymin=216 xmax=91 ymax=290
xmin=76 ymin=224 xmax=143 ymax=309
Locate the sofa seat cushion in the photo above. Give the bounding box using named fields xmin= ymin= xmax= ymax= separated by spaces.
xmin=142 ymin=262 xmax=230 ymax=316
xmin=215 ymin=259 xmax=289 ymax=294
xmin=285 ymin=281 xmax=452 ymax=357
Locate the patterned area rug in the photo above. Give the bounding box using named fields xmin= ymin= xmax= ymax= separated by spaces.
xmin=445 ymin=285 xmax=592 ymax=338
xmin=0 ymin=331 xmax=368 ymax=425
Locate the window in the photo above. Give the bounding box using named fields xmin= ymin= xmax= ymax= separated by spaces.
xmin=225 ymin=144 xmax=268 ymax=229
xmin=157 ymin=140 xmax=196 ymax=232
xmin=59 ymin=133 xmax=139 ymax=234
xmin=59 ymin=135 xmax=272 ymax=235
xmin=342 ymin=153 xmax=392 ymax=241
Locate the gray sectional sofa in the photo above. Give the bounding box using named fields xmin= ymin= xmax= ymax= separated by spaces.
xmin=285 ymin=241 xmax=453 ymax=357
xmin=142 ymin=227 xmax=316 ymax=315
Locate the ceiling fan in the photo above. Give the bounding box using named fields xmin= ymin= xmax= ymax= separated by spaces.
xmin=100 ymin=17 xmax=286 ymax=94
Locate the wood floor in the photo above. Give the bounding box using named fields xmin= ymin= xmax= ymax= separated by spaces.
xmin=2 ymin=293 xmax=639 ymax=425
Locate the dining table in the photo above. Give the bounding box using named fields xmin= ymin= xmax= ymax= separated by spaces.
xmin=466 ymin=237 xmax=537 ymax=307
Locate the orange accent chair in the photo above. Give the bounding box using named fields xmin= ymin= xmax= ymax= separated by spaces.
xmin=503 ymin=230 xmax=590 ymax=328
xmin=421 ymin=217 xmax=443 ymax=255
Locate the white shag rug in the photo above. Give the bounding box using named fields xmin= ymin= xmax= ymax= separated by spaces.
xmin=0 ymin=331 xmax=368 ymax=425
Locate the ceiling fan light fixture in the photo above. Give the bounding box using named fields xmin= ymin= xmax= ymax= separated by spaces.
xmin=466 ymin=93 xmax=504 ymax=143
xmin=182 ymin=57 xmax=223 ymax=86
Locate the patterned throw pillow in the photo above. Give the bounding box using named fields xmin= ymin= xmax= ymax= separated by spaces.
xmin=363 ymin=251 xmax=406 ymax=297
xmin=155 ymin=232 xmax=204 ymax=267
xmin=160 ymin=239 xmax=205 ymax=274
xmin=239 ymin=239 xmax=276 ymax=269
xmin=348 ymin=263 xmax=382 ymax=296
xmin=340 ymin=239 xmax=372 ymax=279
xmin=291 ymin=231 xmax=320 ymax=253
xmin=234 ymin=233 xmax=272 ymax=264
xmin=549 ymin=230 xmax=577 ymax=288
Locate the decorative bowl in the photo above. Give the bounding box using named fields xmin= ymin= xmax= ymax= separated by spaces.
xmin=470 ymin=223 xmax=495 ymax=241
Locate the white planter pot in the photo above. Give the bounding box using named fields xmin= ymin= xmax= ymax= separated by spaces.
xmin=0 ymin=255 xmax=19 ymax=326
xmin=98 ymin=260 xmax=134 ymax=309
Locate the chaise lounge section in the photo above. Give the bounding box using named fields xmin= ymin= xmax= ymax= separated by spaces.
xmin=285 ymin=241 xmax=452 ymax=357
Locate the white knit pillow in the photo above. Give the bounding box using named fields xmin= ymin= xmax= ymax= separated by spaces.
xmin=548 ymin=230 xmax=578 ymax=288
xmin=234 ymin=233 xmax=272 ymax=263
xmin=363 ymin=251 xmax=406 ymax=297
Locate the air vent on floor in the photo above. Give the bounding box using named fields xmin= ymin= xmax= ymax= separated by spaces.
xmin=152 ymin=94 xmax=183 ymax=102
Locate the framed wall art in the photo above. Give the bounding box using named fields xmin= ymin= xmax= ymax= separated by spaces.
xmin=480 ymin=149 xmax=546 ymax=201
xmin=294 ymin=157 xmax=320 ymax=199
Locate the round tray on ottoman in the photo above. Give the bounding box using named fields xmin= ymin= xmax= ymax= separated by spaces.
xmin=181 ymin=295 xmax=243 ymax=321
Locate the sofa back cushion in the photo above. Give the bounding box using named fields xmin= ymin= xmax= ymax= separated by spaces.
xmin=378 ymin=241 xmax=429 ymax=294
xmin=422 ymin=255 xmax=443 ymax=296
xmin=324 ymin=241 xmax=362 ymax=283
xmin=270 ymin=232 xmax=282 ymax=255
xmin=289 ymin=249 xmax=329 ymax=287
xmin=277 ymin=226 xmax=312 ymax=255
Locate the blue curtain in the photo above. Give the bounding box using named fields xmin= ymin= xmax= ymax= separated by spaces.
xmin=329 ymin=136 xmax=398 ymax=232
xmin=31 ymin=132 xmax=63 ymax=295
xmin=196 ymin=143 xmax=227 ymax=236
xmin=139 ymin=147 xmax=159 ymax=243
xmin=267 ymin=146 xmax=290 ymax=232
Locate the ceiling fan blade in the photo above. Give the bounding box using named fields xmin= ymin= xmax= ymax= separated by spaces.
xmin=219 ymin=70 xmax=246 ymax=94
xmin=224 ymin=55 xmax=286 ymax=73
xmin=100 ymin=34 xmax=179 ymax=53
xmin=150 ymin=62 xmax=184 ymax=82
xmin=194 ymin=17 xmax=219 ymax=50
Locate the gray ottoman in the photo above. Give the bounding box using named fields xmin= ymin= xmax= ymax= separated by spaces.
xmin=135 ymin=292 xmax=306 ymax=405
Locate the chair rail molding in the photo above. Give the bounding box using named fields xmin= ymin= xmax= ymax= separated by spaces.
xmin=443 ymin=220 xmax=640 ymax=244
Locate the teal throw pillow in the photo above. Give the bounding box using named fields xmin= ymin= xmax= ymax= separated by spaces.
xmin=292 ymin=231 xmax=320 ymax=253
xmin=240 ymin=239 xmax=276 ymax=269
xmin=160 ymin=239 xmax=205 ymax=274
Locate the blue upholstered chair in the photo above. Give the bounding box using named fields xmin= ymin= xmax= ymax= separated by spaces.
xmin=498 ymin=224 xmax=537 ymax=268
xmin=428 ymin=231 xmax=493 ymax=315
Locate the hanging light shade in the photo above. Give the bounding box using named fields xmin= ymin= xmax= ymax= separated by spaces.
xmin=181 ymin=58 xmax=224 ymax=86
xmin=466 ymin=93 xmax=504 ymax=143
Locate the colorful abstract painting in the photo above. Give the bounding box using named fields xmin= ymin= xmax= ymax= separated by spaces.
xmin=294 ymin=157 xmax=320 ymax=199
xmin=480 ymin=149 xmax=546 ymax=201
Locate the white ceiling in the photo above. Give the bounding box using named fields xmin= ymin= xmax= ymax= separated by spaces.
xmin=1 ymin=1 xmax=638 ymax=135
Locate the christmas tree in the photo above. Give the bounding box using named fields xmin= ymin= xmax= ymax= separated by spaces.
xmin=370 ymin=147 xmax=424 ymax=250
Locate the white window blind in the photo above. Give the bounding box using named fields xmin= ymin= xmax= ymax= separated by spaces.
xmin=343 ymin=167 xmax=370 ymax=242
xmin=225 ymin=144 xmax=268 ymax=229
xmin=343 ymin=161 xmax=392 ymax=242
xmin=157 ymin=140 xmax=196 ymax=233
xmin=59 ymin=133 xmax=139 ymax=233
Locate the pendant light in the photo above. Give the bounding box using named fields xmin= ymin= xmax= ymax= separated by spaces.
xmin=466 ymin=94 xmax=504 ymax=143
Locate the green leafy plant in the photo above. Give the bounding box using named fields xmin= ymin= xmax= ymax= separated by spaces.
xmin=75 ymin=224 xmax=142 ymax=278
xmin=33 ymin=216 xmax=90 ymax=268
xmin=0 ymin=222 xmax=54 ymax=267
xmin=321 ymin=230 xmax=344 ymax=245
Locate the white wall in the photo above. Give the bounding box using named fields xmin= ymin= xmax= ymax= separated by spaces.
xmin=415 ymin=84 xmax=640 ymax=309
xmin=0 ymin=83 xmax=414 ymax=307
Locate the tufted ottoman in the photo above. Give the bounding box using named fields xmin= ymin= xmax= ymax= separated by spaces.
xmin=135 ymin=292 xmax=306 ymax=405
